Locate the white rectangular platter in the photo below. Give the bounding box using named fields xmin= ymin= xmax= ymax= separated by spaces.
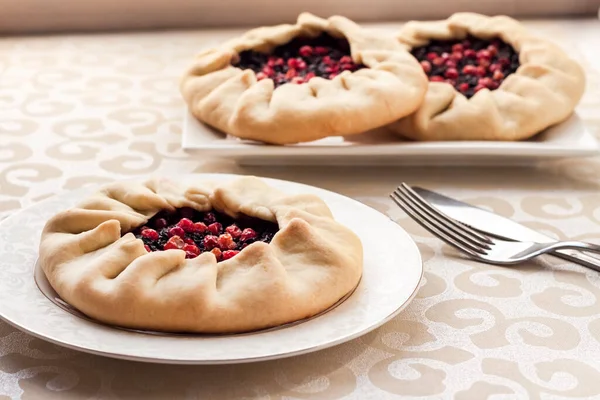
xmin=182 ymin=110 xmax=599 ymax=166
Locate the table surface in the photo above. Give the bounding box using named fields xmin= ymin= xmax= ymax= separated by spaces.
xmin=2 ymin=18 xmax=600 ymax=399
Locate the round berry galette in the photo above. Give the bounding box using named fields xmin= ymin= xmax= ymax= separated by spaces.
xmin=180 ymin=13 xmax=428 ymax=144
xmin=38 ymin=176 xmax=363 ymax=333
xmin=387 ymin=13 xmax=585 ymax=141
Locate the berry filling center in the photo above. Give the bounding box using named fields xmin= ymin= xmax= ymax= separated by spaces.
xmin=131 ymin=207 xmax=279 ymax=262
xmin=233 ymin=33 xmax=366 ymax=86
xmin=411 ymin=35 xmax=520 ymax=98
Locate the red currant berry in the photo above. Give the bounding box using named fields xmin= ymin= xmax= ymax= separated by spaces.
xmin=203 ymin=235 xmax=218 ymax=250
xmin=464 ymin=49 xmax=476 ymax=58
xmin=462 ymin=65 xmax=477 ymax=75
xmin=193 ymin=222 xmax=207 ymax=233
xmin=218 ymin=233 xmax=236 ymax=250
xmin=261 ymin=66 xmax=275 ymax=76
xmin=295 ymin=59 xmax=307 ymax=70
xmin=477 ymin=50 xmax=491 ymax=60
xmin=164 ymin=235 xmax=184 ymax=250
xmin=203 ymin=212 xmax=216 ymax=224
xmin=240 ymin=228 xmax=257 ymax=242
xmin=450 ymin=52 xmax=463 ymax=61
xmin=267 ymin=56 xmax=284 ymax=67
xmin=287 ymin=58 xmax=298 ymax=69
xmin=183 ymin=244 xmax=200 ymax=256
xmin=208 ymin=222 xmax=222 ymax=235
xmin=141 ymin=228 xmax=159 ymax=241
xmin=489 ymin=63 xmax=502 ymax=73
xmin=177 ymin=218 xmax=194 ymax=232
xmin=492 ymin=70 xmax=505 ymax=81
xmin=225 ymin=225 xmax=242 ymax=239
xmin=168 ymin=226 xmax=185 ymax=238
xmin=154 ymin=218 xmax=168 ymax=230
xmin=444 ymin=68 xmax=459 ymax=79
xmin=420 ymin=60 xmax=431 ymax=74
xmin=222 ymin=250 xmax=240 ymax=261
xmin=299 ymin=45 xmax=313 ymax=57
xmin=210 ymin=248 xmax=222 ymax=261
xmin=479 ymin=77 xmax=494 ymax=88
xmin=285 ymin=68 xmax=298 ymax=79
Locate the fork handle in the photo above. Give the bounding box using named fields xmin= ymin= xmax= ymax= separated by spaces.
xmin=548 ymin=241 xmax=600 ymax=273
xmin=550 ymin=241 xmax=600 ymax=254
xmin=551 ymin=249 xmax=600 ymax=273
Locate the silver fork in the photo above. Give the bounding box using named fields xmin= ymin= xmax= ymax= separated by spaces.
xmin=390 ymin=183 xmax=600 ymax=265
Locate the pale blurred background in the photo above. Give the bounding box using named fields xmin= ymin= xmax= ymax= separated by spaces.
xmin=1 ymin=0 xmax=599 ymax=34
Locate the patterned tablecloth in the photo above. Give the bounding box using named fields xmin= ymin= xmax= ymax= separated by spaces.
xmin=2 ymin=19 xmax=600 ymax=399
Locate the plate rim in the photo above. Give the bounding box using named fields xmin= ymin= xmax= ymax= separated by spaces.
xmin=181 ymin=110 xmax=600 ymax=160
xmin=0 ymin=173 xmax=423 ymax=364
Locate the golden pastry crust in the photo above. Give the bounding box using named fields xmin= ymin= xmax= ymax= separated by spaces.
xmin=39 ymin=176 xmax=363 ymax=333
xmin=388 ymin=12 xmax=586 ymax=141
xmin=180 ymin=13 xmax=427 ymax=144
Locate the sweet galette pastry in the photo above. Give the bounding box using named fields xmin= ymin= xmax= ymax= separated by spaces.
xmin=387 ymin=12 xmax=586 ymax=141
xmin=38 ymin=176 xmax=363 ymax=333
xmin=180 ymin=13 xmax=428 ymax=144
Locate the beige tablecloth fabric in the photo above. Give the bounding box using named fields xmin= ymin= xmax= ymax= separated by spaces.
xmin=2 ymin=19 xmax=600 ymax=399
xmin=2 ymin=0 xmax=600 ymax=33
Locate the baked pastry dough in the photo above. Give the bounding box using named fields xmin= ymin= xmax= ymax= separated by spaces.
xmin=180 ymin=13 xmax=427 ymax=144
xmin=38 ymin=176 xmax=363 ymax=333
xmin=388 ymin=12 xmax=586 ymax=141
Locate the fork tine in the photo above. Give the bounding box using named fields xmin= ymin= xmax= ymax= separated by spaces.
xmin=390 ymin=191 xmax=485 ymax=258
xmin=399 ymin=184 xmax=493 ymax=248
xmin=392 ymin=189 xmax=487 ymax=255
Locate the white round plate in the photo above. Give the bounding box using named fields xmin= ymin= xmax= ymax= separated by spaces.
xmin=0 ymin=174 xmax=422 ymax=364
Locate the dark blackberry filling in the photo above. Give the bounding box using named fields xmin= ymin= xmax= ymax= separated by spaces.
xmin=411 ymin=35 xmax=520 ymax=98
xmin=131 ymin=207 xmax=279 ymax=262
xmin=233 ymin=33 xmax=366 ymax=87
